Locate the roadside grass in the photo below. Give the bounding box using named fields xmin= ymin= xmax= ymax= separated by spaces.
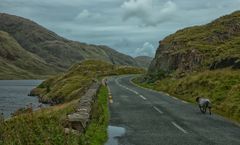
xmin=134 ymin=69 xmax=240 ymax=122
xmin=79 ymin=85 xmax=109 ymax=145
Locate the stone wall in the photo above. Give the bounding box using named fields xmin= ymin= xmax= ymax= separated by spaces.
xmin=65 ymin=82 xmax=101 ymax=134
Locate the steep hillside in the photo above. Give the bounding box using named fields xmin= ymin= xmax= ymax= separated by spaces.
xmin=139 ymin=11 xmax=240 ymax=122
xmin=135 ymin=56 xmax=153 ymax=68
xmin=0 ymin=31 xmax=56 ymax=79
xmin=0 ymin=13 xmax=139 ymax=79
xmin=149 ymin=11 xmax=240 ymax=76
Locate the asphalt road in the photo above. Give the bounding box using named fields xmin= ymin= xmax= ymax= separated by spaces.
xmin=107 ymin=75 xmax=240 ymax=145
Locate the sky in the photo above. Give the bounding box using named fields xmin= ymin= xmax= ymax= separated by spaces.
xmin=0 ymin=0 xmax=240 ymax=57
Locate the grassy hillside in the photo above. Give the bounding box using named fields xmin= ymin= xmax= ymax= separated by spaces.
xmin=0 ymin=13 xmax=139 ymax=79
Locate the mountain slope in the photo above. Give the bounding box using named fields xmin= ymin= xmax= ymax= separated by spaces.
xmin=134 ymin=56 xmax=153 ymax=68
xmin=0 ymin=31 xmax=57 ymax=79
xmin=149 ymin=11 xmax=240 ymax=76
xmin=0 ymin=13 xmax=139 ymax=79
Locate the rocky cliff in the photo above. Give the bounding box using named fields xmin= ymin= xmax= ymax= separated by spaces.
xmin=149 ymin=11 xmax=240 ymax=77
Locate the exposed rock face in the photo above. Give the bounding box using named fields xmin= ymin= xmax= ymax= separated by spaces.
xmin=149 ymin=44 xmax=204 ymax=74
xmin=210 ymin=57 xmax=240 ymax=70
xmin=149 ymin=11 xmax=240 ymax=77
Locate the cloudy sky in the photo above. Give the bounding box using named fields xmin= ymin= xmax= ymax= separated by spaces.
xmin=0 ymin=0 xmax=240 ymax=57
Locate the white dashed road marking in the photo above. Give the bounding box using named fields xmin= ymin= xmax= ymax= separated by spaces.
xmin=115 ymin=78 xmax=146 ymax=101
xmin=181 ymin=100 xmax=188 ymax=104
xmin=171 ymin=121 xmax=188 ymax=134
xmin=153 ymin=106 xmax=163 ymax=114
xmin=130 ymin=77 xmax=193 ymax=105
xmin=139 ymin=95 xmax=147 ymax=100
xmin=133 ymin=91 xmax=139 ymax=94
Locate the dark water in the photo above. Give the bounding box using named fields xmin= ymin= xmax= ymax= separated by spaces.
xmin=0 ymin=80 xmax=44 ymax=118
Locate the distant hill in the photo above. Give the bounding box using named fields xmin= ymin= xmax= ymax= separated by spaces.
xmin=134 ymin=56 xmax=153 ymax=68
xmin=0 ymin=31 xmax=57 ymax=79
xmin=149 ymin=11 xmax=240 ymax=76
xmin=0 ymin=13 xmax=139 ymax=79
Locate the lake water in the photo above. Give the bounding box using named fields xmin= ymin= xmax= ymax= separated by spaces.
xmin=0 ymin=80 xmax=44 ymax=119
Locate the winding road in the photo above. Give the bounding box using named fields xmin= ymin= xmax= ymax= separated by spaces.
xmin=107 ymin=75 xmax=240 ymax=145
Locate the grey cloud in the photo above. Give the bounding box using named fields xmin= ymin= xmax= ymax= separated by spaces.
xmin=121 ymin=0 xmax=177 ymax=26
xmin=134 ymin=42 xmax=156 ymax=57
xmin=0 ymin=0 xmax=240 ymax=57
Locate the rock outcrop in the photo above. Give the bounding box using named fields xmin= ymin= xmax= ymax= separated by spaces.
xmin=149 ymin=11 xmax=240 ymax=77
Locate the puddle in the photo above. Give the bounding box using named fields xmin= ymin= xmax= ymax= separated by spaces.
xmin=105 ymin=126 xmax=126 ymax=145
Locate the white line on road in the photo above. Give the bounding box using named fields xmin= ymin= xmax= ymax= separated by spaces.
xmin=130 ymin=78 xmax=193 ymax=105
xmin=171 ymin=121 xmax=188 ymax=134
xmin=153 ymin=106 xmax=163 ymax=114
xmin=181 ymin=100 xmax=188 ymax=104
xmin=116 ymin=77 xmax=147 ymax=101
xmin=133 ymin=90 xmax=139 ymax=94
xmin=139 ymin=95 xmax=147 ymax=100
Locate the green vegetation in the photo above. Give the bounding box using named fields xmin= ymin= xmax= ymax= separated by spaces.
xmin=0 ymin=100 xmax=80 ymax=145
xmin=134 ymin=69 xmax=240 ymax=122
